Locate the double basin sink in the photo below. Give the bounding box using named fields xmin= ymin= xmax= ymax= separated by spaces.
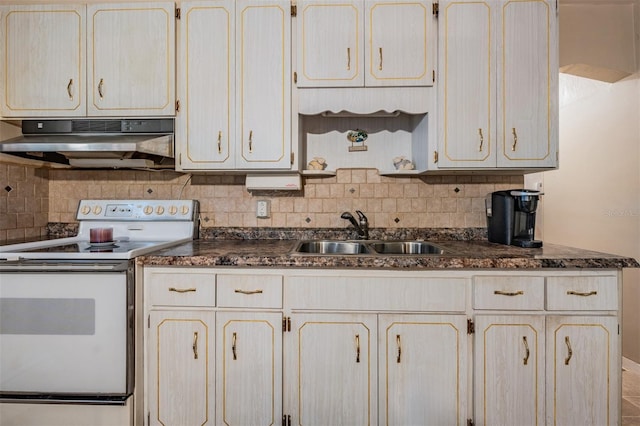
xmin=292 ymin=240 xmax=448 ymax=256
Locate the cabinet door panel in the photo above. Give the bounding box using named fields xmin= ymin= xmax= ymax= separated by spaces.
xmin=216 ymin=312 xmax=282 ymax=425
xmin=287 ymin=313 xmax=377 ymax=426
xmin=379 ymin=314 xmax=468 ymax=426
xmin=366 ymin=1 xmax=431 ymax=87
xmin=177 ymin=1 xmax=235 ymax=170
xmin=236 ymin=0 xmax=291 ymax=168
xmin=438 ymin=1 xmax=494 ymax=167
xmin=498 ymin=0 xmax=558 ymax=167
xmin=148 ymin=311 xmax=215 ymax=426
xmin=475 ymin=315 xmax=544 ymax=426
xmin=297 ymin=0 xmax=363 ymax=87
xmin=87 ymin=2 xmax=175 ymax=116
xmin=546 ymin=316 xmax=619 ymax=426
xmin=0 ymin=5 xmax=85 ymax=117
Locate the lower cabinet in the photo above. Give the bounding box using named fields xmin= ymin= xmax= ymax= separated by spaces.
xmin=215 ymin=311 xmax=282 ymax=425
xmin=474 ymin=315 xmax=545 ymax=426
xmin=148 ymin=310 xmax=216 ymax=426
xmin=546 ymin=316 xmax=619 ymax=426
xmin=142 ymin=267 xmax=621 ymax=426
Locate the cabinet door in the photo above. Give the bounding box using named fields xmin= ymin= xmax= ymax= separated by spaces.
xmin=216 ymin=311 xmax=282 ymax=425
xmin=148 ymin=310 xmax=215 ymax=426
xmin=176 ymin=1 xmax=235 ymax=170
xmin=379 ymin=314 xmax=468 ymax=426
xmin=236 ymin=0 xmax=291 ymax=168
xmin=437 ymin=0 xmax=494 ymax=168
xmin=546 ymin=316 xmax=620 ymax=426
xmin=0 ymin=4 xmax=86 ymax=117
xmin=366 ymin=0 xmax=433 ymax=87
xmin=497 ymin=0 xmax=558 ymax=168
xmin=87 ymin=2 xmax=175 ymax=116
xmin=286 ymin=313 xmax=377 ymax=426
xmin=296 ymin=0 xmax=364 ymax=87
xmin=474 ymin=315 xmax=545 ymax=426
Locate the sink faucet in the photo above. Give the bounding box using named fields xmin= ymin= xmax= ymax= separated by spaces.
xmin=341 ymin=210 xmax=369 ymax=240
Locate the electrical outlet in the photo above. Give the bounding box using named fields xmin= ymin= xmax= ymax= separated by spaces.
xmin=256 ymin=200 xmax=270 ymax=218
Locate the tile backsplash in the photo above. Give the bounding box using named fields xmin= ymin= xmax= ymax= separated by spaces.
xmin=0 ymin=162 xmax=49 ymax=241
xmin=44 ymin=168 xmax=523 ymax=229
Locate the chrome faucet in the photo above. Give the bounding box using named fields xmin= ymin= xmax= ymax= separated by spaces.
xmin=341 ymin=210 xmax=369 ymax=240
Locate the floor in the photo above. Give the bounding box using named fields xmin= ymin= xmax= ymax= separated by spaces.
xmin=623 ymin=359 xmax=640 ymax=426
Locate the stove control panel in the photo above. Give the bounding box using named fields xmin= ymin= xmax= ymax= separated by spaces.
xmin=76 ymin=200 xmax=198 ymax=221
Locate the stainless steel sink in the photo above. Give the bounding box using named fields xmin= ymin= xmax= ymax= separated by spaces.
xmin=293 ymin=240 xmax=372 ymax=255
xmin=370 ymin=241 xmax=445 ymax=255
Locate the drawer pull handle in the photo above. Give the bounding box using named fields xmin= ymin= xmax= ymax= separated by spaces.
xmin=192 ymin=331 xmax=199 ymax=360
xmin=378 ymin=47 xmax=383 ymax=71
xmin=355 ymin=334 xmax=360 ymax=363
xmin=234 ymin=289 xmax=263 ymax=295
xmin=564 ymin=336 xmax=573 ymax=365
xmin=98 ymin=78 xmax=104 ymax=99
xmin=347 ymin=47 xmax=351 ymax=70
xmin=232 ymin=332 xmax=237 ymax=360
xmin=396 ymin=334 xmax=402 ymax=363
xmin=494 ymin=290 xmax=524 ymax=296
xmin=217 ymin=131 xmax=222 ymax=154
xmin=512 ymin=127 xmax=518 ymax=151
xmin=567 ymin=290 xmax=597 ymax=297
xmin=478 ymin=128 xmax=484 ymax=152
xmin=522 ymin=336 xmax=530 ymax=365
xmin=169 ymin=287 xmax=197 ymax=293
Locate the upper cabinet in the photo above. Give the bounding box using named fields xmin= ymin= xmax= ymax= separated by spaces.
xmin=296 ymin=0 xmax=435 ymax=88
xmin=0 ymin=2 xmax=175 ymax=118
xmin=87 ymin=2 xmax=175 ymax=116
xmin=0 ymin=4 xmax=86 ymax=117
xmin=436 ymin=0 xmax=558 ymax=170
xmin=176 ymin=0 xmax=292 ymax=171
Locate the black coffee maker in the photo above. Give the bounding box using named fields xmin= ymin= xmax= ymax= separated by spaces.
xmin=485 ymin=189 xmax=543 ymax=248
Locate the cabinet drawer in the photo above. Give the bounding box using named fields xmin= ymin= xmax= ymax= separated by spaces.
xmin=217 ymin=274 xmax=283 ymax=308
xmin=146 ymin=269 xmax=216 ymax=307
xmin=546 ymin=275 xmax=618 ymax=311
xmin=287 ymin=276 xmax=466 ymax=312
xmin=473 ymin=276 xmax=545 ymax=310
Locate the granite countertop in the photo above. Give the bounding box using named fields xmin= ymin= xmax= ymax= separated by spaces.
xmin=136 ymin=230 xmax=640 ymax=269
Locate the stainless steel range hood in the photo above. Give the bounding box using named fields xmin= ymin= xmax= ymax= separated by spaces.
xmin=0 ymin=119 xmax=174 ymax=169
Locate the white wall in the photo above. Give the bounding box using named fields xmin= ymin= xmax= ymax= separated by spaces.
xmin=528 ymin=72 xmax=640 ymax=362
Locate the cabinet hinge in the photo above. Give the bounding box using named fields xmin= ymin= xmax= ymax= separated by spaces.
xmin=290 ymin=152 xmax=295 ymax=165
xmin=432 ymin=2 xmax=439 ymax=17
xmin=282 ymin=414 xmax=291 ymax=426
xmin=293 ymin=71 xmax=298 ymax=84
xmin=176 ymin=100 xmax=180 ymax=112
xmin=175 ymin=7 xmax=181 ymax=19
xmin=432 ymin=70 xmax=436 ymax=83
xmin=283 ymin=316 xmax=291 ymax=332
xmin=147 ymin=314 xmax=150 ymax=329
xmin=291 ymin=4 xmax=297 ymax=16
xmin=467 ymin=319 xmax=475 ymax=334
xmin=467 ymin=419 xmax=474 ymax=426
xmin=433 ymin=150 xmax=439 ymax=163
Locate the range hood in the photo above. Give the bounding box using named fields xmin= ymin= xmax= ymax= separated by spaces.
xmin=0 ymin=118 xmax=175 ymax=169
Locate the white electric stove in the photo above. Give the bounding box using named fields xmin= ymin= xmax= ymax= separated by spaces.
xmin=0 ymin=199 xmax=199 ymax=425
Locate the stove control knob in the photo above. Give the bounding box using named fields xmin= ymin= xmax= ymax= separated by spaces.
xmin=144 ymin=206 xmax=153 ymax=215
xmin=181 ymin=205 xmax=190 ymax=215
xmin=93 ymin=206 xmax=102 ymax=215
xmin=169 ymin=205 xmax=178 ymax=215
xmin=81 ymin=205 xmax=91 ymax=215
xmin=156 ymin=206 xmax=165 ymax=215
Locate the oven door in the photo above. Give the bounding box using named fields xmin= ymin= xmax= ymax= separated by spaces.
xmin=0 ymin=264 xmax=134 ymax=403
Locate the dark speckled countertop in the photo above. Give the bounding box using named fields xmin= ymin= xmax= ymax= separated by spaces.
xmin=136 ymin=227 xmax=640 ymax=269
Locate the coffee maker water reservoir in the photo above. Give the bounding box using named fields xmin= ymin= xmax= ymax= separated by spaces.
xmin=485 ymin=189 xmax=543 ymax=248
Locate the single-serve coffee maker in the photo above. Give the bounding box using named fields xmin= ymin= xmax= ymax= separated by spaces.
xmin=486 ymin=189 xmax=543 ymax=248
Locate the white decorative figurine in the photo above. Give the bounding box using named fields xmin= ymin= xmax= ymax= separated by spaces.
xmin=393 ymin=156 xmax=415 ymax=170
